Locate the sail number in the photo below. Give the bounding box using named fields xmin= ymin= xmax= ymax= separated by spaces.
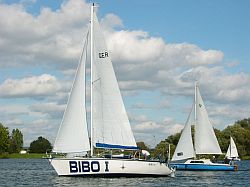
xmin=99 ymin=52 xmax=109 ymax=58
xmin=69 ymin=161 xmax=109 ymax=173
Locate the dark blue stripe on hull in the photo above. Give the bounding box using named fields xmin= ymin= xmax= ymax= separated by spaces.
xmin=169 ymin=163 xmax=235 ymax=171
xmin=95 ymin=143 xmax=139 ymax=150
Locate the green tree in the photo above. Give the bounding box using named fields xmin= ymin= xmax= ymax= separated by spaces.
xmin=221 ymin=123 xmax=250 ymax=156
xmin=29 ymin=136 xmax=52 ymax=153
xmin=0 ymin=123 xmax=10 ymax=154
xmin=166 ymin=132 xmax=181 ymax=146
xmin=9 ymin=129 xmax=23 ymax=153
xmin=151 ymin=140 xmax=175 ymax=160
xmin=136 ymin=141 xmax=150 ymax=150
xmin=237 ymin=118 xmax=250 ymax=130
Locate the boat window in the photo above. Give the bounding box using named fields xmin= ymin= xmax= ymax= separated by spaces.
xmin=177 ymin=152 xmax=183 ymax=156
xmin=190 ymin=161 xmax=204 ymax=163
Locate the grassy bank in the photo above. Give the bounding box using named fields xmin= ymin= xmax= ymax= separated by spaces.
xmin=242 ymin=156 xmax=250 ymax=160
xmin=1 ymin=153 xmax=250 ymax=160
xmin=0 ymin=153 xmax=47 ymax=159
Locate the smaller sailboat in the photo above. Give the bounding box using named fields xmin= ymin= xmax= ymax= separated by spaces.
xmin=170 ymin=82 xmax=237 ymax=171
xmin=225 ymin=136 xmax=240 ymax=162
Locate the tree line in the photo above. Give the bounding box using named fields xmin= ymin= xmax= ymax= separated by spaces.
xmin=1 ymin=118 xmax=250 ymax=158
xmin=0 ymin=123 xmax=23 ymax=154
xmin=0 ymin=123 xmax=52 ymax=155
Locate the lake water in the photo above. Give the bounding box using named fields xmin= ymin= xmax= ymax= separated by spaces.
xmin=0 ymin=159 xmax=249 ymax=186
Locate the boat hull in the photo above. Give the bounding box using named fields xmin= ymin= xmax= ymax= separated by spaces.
xmin=169 ymin=163 xmax=236 ymax=171
xmin=170 ymin=158 xmax=237 ymax=171
xmin=225 ymin=157 xmax=241 ymax=161
xmin=50 ymin=158 xmax=173 ymax=177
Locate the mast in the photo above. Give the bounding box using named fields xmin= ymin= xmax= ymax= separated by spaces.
xmin=194 ymin=81 xmax=198 ymax=158
xmin=194 ymin=81 xmax=197 ymax=128
xmin=168 ymin=144 xmax=170 ymax=165
xmin=230 ymin=136 xmax=232 ymax=158
xmin=90 ymin=3 xmax=94 ymax=157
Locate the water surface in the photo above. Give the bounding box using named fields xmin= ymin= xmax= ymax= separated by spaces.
xmin=0 ymin=159 xmax=249 ymax=186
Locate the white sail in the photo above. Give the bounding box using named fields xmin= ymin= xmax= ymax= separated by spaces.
xmin=53 ymin=38 xmax=90 ymax=153
xmin=91 ymin=10 xmax=137 ymax=150
xmin=172 ymin=104 xmax=195 ymax=161
xmin=194 ymin=85 xmax=222 ymax=154
xmin=226 ymin=136 xmax=239 ymax=158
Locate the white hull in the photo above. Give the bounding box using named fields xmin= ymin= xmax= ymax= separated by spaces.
xmin=50 ymin=157 xmax=173 ymax=177
xmin=226 ymin=157 xmax=241 ymax=161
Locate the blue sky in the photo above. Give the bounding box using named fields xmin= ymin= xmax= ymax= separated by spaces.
xmin=99 ymin=0 xmax=250 ymax=71
xmin=0 ymin=0 xmax=249 ymax=147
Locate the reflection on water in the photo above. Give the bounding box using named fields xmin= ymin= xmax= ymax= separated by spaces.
xmin=0 ymin=159 xmax=249 ymax=187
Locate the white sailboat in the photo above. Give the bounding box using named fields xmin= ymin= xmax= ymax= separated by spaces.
xmin=49 ymin=4 xmax=174 ymax=177
xmin=225 ymin=136 xmax=240 ymax=161
xmin=170 ymin=82 xmax=237 ymax=171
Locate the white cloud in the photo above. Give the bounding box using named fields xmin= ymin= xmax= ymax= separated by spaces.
xmin=208 ymin=104 xmax=250 ymax=123
xmin=132 ymin=118 xmax=184 ymax=147
xmin=133 ymin=118 xmax=183 ymax=136
xmin=0 ymin=105 xmax=29 ymax=116
xmin=0 ymin=0 xmax=90 ymax=68
xmin=128 ymin=113 xmax=149 ymax=122
xmin=101 ymin=13 xmax=124 ymax=31
xmin=0 ymin=74 xmax=61 ymax=98
xmin=179 ymin=66 xmax=250 ymax=104
xmin=170 ymin=124 xmax=184 ymax=135
xmin=133 ymin=121 xmax=161 ymax=132
xmin=107 ymin=30 xmax=165 ymax=63
xmin=119 ymin=80 xmax=155 ymax=90
xmin=3 ymin=115 xmax=58 ymax=146
xmin=29 ymin=102 xmax=65 ymax=119
xmin=20 ymin=119 xmax=57 ymax=146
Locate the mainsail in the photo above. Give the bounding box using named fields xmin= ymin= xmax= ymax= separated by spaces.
xmin=194 ymin=85 xmax=222 ymax=155
xmin=91 ymin=8 xmax=137 ymax=150
xmin=53 ymin=38 xmax=90 ymax=153
xmin=226 ymin=136 xmax=239 ymax=158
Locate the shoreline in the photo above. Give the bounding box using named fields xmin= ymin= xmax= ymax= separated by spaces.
xmin=1 ymin=153 xmax=250 ymax=160
xmin=0 ymin=153 xmax=48 ymax=159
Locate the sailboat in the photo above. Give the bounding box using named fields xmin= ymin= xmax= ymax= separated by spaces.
xmin=49 ymin=4 xmax=174 ymax=177
xmin=225 ymin=136 xmax=240 ymax=161
xmin=170 ymin=82 xmax=237 ymax=171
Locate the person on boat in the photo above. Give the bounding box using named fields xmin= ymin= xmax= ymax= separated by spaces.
xmin=211 ymin=155 xmax=218 ymax=163
xmin=165 ymin=151 xmax=169 ymax=163
xmin=141 ymin=150 xmax=151 ymax=160
xmin=224 ymin=157 xmax=230 ymax=164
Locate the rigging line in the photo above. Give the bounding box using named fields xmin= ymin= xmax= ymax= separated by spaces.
xmin=92 ymin=78 xmax=101 ymax=84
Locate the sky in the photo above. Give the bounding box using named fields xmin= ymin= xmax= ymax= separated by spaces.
xmin=0 ymin=0 xmax=250 ymax=148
